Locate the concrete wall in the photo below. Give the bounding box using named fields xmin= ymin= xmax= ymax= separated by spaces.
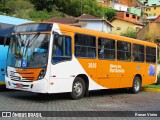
xmin=137 ymin=22 xmax=160 ymax=40
xmin=137 ymin=23 xmax=149 ymax=40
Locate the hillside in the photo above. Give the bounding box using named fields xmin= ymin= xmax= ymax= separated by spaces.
xmin=0 ymin=0 xmax=116 ymax=21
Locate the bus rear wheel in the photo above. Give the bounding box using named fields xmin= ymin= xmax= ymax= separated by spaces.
xmin=70 ymin=77 xmax=86 ymax=100
xmin=130 ymin=76 xmax=141 ymax=94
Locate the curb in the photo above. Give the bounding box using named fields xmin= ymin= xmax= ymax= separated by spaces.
xmin=142 ymin=88 xmax=160 ymax=92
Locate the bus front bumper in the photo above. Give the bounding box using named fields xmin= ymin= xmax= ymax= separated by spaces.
xmin=5 ymin=76 xmax=48 ymax=93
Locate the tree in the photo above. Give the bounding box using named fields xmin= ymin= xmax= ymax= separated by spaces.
xmin=105 ymin=8 xmax=116 ymax=21
xmin=6 ymin=0 xmax=33 ymax=19
xmin=29 ymin=0 xmax=116 ymax=19
xmin=0 ymin=0 xmax=11 ymax=14
xmin=145 ymin=32 xmax=156 ymax=42
xmin=29 ymin=0 xmax=54 ymax=12
xmin=28 ymin=10 xmax=53 ymax=21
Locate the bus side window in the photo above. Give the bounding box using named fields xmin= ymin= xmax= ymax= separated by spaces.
xmin=132 ymin=44 xmax=144 ymax=62
xmin=98 ymin=37 xmax=115 ymax=60
xmin=117 ymin=41 xmax=131 ymax=61
xmin=52 ymin=35 xmax=72 ymax=64
xmin=146 ymin=46 xmax=156 ymax=63
xmin=75 ymin=34 xmax=96 ymax=58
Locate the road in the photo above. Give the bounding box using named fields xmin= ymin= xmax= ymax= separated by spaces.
xmin=0 ymin=87 xmax=160 ymax=119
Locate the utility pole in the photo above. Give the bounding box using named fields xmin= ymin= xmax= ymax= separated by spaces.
xmin=81 ymin=0 xmax=82 ymax=15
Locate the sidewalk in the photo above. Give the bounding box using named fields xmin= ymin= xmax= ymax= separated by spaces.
xmin=142 ymin=87 xmax=160 ymax=92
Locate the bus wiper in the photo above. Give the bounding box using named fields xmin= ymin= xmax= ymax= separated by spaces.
xmin=24 ymin=32 xmax=40 ymax=56
xmin=17 ymin=33 xmax=22 ymax=47
xmin=29 ymin=32 xmax=40 ymax=47
xmin=14 ymin=33 xmax=22 ymax=59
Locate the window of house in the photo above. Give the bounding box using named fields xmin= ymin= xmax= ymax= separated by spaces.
xmin=132 ymin=44 xmax=144 ymax=62
xmin=126 ymin=13 xmax=129 ymax=17
xmin=116 ymin=27 xmax=121 ymax=30
xmin=98 ymin=38 xmax=115 ymax=60
xmin=146 ymin=8 xmax=151 ymax=11
xmin=132 ymin=15 xmax=136 ymax=19
xmin=117 ymin=41 xmax=131 ymax=61
xmin=146 ymin=46 xmax=156 ymax=63
xmin=74 ymin=34 xmax=96 ymax=58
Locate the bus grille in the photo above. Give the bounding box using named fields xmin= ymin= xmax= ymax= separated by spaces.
xmin=10 ymin=71 xmax=34 ymax=82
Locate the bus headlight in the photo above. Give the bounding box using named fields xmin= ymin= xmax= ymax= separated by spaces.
xmin=38 ymin=69 xmax=46 ymax=80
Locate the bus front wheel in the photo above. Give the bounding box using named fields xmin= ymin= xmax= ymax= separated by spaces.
xmin=70 ymin=77 xmax=86 ymax=100
xmin=130 ymin=76 xmax=141 ymax=94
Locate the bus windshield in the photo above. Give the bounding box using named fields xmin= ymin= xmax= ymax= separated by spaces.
xmin=7 ymin=33 xmax=50 ymax=68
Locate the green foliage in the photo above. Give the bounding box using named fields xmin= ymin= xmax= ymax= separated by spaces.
xmin=144 ymin=84 xmax=160 ymax=89
xmin=120 ymin=27 xmax=137 ymax=39
xmin=29 ymin=0 xmax=54 ymax=12
xmin=0 ymin=0 xmax=116 ymax=22
xmin=105 ymin=8 xmax=117 ymax=21
xmin=28 ymin=10 xmax=53 ymax=21
xmin=145 ymin=32 xmax=156 ymax=42
xmin=6 ymin=0 xmax=33 ymax=19
xmin=29 ymin=0 xmax=116 ymax=20
xmin=158 ymin=72 xmax=160 ymax=78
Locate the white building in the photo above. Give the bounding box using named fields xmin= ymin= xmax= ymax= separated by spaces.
xmin=74 ymin=14 xmax=113 ymax=33
xmin=110 ymin=3 xmax=129 ymax=12
xmin=46 ymin=14 xmax=113 ymax=33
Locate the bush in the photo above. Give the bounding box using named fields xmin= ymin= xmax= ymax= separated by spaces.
xmin=120 ymin=27 xmax=137 ymax=39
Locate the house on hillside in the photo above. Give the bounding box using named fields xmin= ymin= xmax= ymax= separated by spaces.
xmin=110 ymin=2 xmax=128 ymax=12
xmin=75 ymin=14 xmax=113 ymax=33
xmin=143 ymin=0 xmax=160 ymax=21
xmin=110 ymin=17 xmax=144 ymax=35
xmin=97 ymin=0 xmax=111 ymax=8
xmin=116 ymin=11 xmax=139 ymax=22
xmin=143 ymin=5 xmax=160 ymax=19
xmin=144 ymin=0 xmax=160 ymax=6
xmin=128 ymin=7 xmax=142 ymax=17
xmin=110 ymin=0 xmax=143 ymax=17
xmin=137 ymin=15 xmax=160 ymax=42
xmin=45 ymin=14 xmax=113 ymax=33
xmin=117 ymin=0 xmax=143 ymax=7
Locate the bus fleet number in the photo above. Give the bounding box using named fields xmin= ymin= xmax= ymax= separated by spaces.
xmin=88 ymin=63 xmax=97 ymax=68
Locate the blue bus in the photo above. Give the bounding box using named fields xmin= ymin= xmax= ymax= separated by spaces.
xmin=0 ymin=15 xmax=32 ymax=86
xmin=0 ymin=36 xmax=10 ymax=85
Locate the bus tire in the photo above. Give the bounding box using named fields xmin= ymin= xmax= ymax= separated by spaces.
xmin=70 ymin=77 xmax=86 ymax=100
xmin=130 ymin=76 xmax=141 ymax=94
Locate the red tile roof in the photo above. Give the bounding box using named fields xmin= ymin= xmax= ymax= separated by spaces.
xmin=154 ymin=15 xmax=160 ymax=22
xmin=44 ymin=17 xmax=76 ymax=24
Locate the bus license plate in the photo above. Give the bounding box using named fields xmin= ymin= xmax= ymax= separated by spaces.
xmin=16 ymin=83 xmax=23 ymax=88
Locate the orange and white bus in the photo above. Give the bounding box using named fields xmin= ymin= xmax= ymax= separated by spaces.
xmin=5 ymin=22 xmax=157 ymax=99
